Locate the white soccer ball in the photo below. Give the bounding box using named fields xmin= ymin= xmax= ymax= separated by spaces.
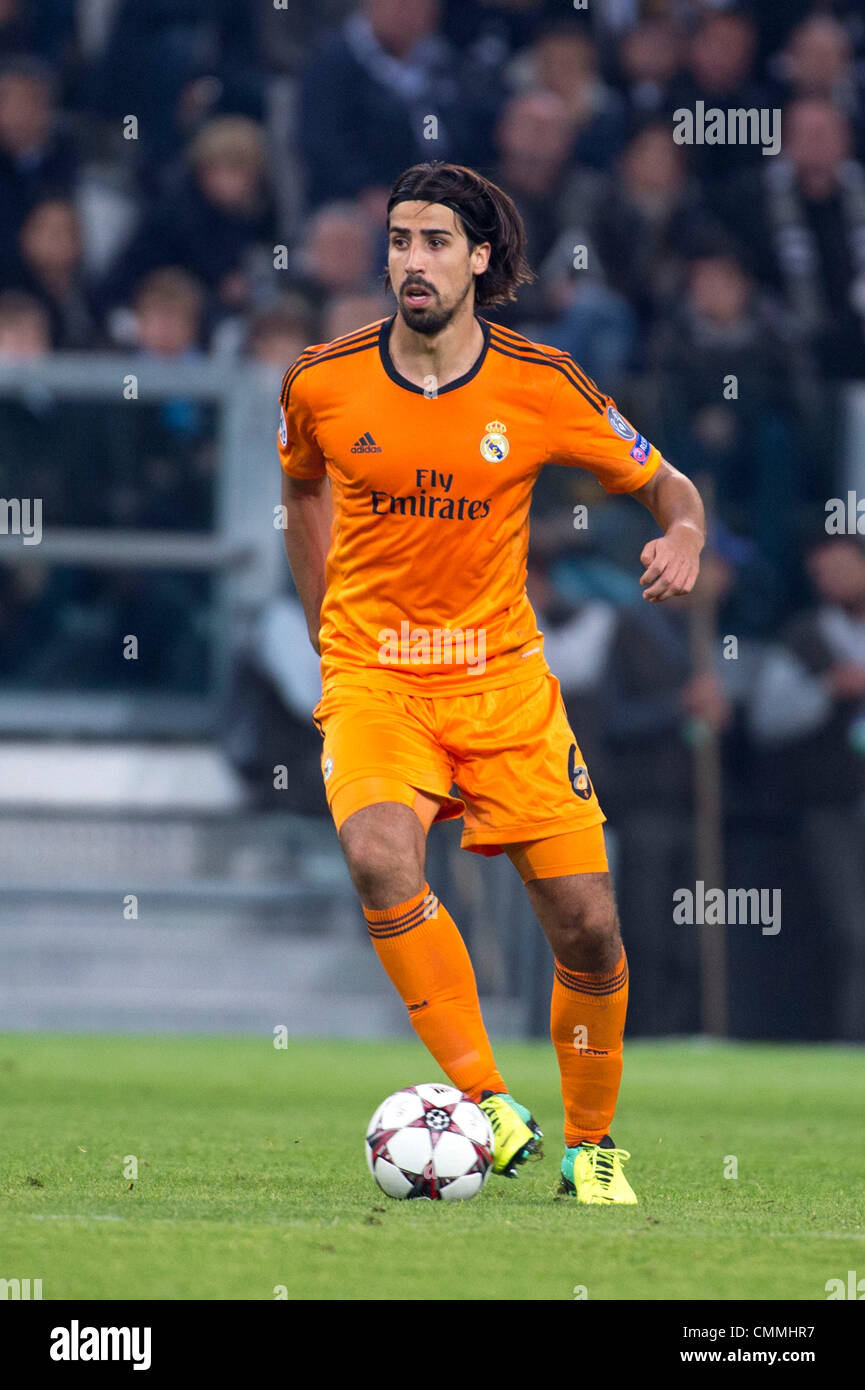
xmin=365 ymin=1083 xmax=494 ymax=1201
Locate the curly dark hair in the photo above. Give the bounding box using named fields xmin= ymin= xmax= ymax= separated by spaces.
xmin=385 ymin=162 xmax=535 ymax=308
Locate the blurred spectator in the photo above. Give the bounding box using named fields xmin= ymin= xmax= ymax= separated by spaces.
xmin=649 ymin=250 xmax=806 ymax=582
xmin=495 ymin=85 xmax=643 ymax=367
xmin=0 ymin=285 xmax=211 ymax=689
xmin=718 ymin=99 xmax=865 ymax=379
xmin=529 ymin=481 xmax=655 ymax=609
xmin=321 ymin=289 xmax=391 ymax=342
xmin=91 ymin=0 xmax=264 ymax=188
xmin=526 ymin=555 xmax=617 ymax=699
xmin=0 ymin=55 xmax=77 ymax=264
xmin=599 ymin=547 xmax=756 ymax=1033
xmin=134 ymin=268 xmax=205 ymax=360
xmin=253 ymin=0 xmax=356 ymax=76
xmin=487 ymin=89 xmax=586 ymax=326
xmin=495 ymin=88 xmax=575 ymax=222
xmin=0 ymin=197 xmax=98 ymax=349
xmin=778 ymin=14 xmax=864 ymax=147
xmin=749 ymin=0 xmax=865 ymax=61
xmin=298 ymin=0 xmax=499 ymax=211
xmin=0 ymin=0 xmax=34 ymax=57
xmin=4 ymin=0 xmax=78 ymax=71
xmin=749 ymin=534 xmax=865 ymax=1039
xmin=221 ymin=585 xmax=325 ymax=812
xmin=750 ymin=533 xmax=865 ymax=803
xmin=244 ymin=295 xmax=316 ymax=367
xmin=615 ymin=18 xmax=684 ymax=128
xmin=571 ymin=123 xmax=716 ymax=335
xmin=668 ymin=7 xmax=772 ymax=178
xmin=0 ymin=284 xmax=47 ymax=359
xmin=104 ymin=269 xmax=215 ymax=531
xmin=0 ymin=562 xmax=212 ymax=692
xmin=101 ymin=116 xmax=277 ymax=335
xmin=0 ymin=290 xmax=108 ymax=523
xmin=508 ymin=20 xmax=626 ymax=170
xmin=284 ymin=201 xmax=378 ymax=320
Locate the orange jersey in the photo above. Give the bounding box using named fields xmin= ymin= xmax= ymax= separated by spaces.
xmin=278 ymin=315 xmax=662 ymax=695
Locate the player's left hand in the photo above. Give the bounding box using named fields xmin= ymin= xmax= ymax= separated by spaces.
xmin=639 ymin=525 xmax=702 ymax=602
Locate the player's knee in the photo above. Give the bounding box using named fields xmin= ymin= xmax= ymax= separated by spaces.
xmin=339 ymin=807 xmax=425 ymax=909
xmin=554 ymin=903 xmax=621 ymax=973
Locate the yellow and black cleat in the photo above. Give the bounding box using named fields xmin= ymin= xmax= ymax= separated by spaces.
xmin=479 ymin=1091 xmax=543 ymax=1177
xmin=559 ymin=1135 xmax=638 ymax=1204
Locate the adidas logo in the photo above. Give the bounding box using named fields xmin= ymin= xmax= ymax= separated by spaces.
xmin=350 ymin=431 xmax=382 ymax=454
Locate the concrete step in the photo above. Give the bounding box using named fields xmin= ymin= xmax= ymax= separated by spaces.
xmin=0 ymin=912 xmax=525 ymax=1036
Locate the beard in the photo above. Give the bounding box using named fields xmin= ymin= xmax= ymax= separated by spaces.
xmin=397 ymin=270 xmax=474 ymax=335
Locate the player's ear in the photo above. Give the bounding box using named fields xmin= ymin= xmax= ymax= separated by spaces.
xmin=471 ymin=241 xmax=491 ymax=276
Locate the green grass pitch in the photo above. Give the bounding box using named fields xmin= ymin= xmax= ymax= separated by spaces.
xmin=1 ymin=1034 xmax=862 ymax=1301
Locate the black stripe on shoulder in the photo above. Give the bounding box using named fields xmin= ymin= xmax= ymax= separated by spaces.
xmin=280 ymin=324 xmax=382 ymax=408
xmin=487 ymin=337 xmax=606 ymax=415
xmin=485 ymin=321 xmax=538 ymax=349
xmin=554 ymin=353 xmax=606 ymax=408
xmin=279 ymin=347 xmax=320 ymax=408
xmin=486 ymin=323 xmax=606 ymax=393
xmin=324 ymin=318 xmax=389 ymax=354
xmin=280 ymin=328 xmax=381 ymax=407
xmin=486 ymin=325 xmax=606 ymax=410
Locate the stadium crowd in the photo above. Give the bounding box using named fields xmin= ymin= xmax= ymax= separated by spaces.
xmin=2 ymin=0 xmax=865 ymax=1038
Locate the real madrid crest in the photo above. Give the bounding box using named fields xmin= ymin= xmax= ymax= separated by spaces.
xmin=480 ymin=419 xmax=509 ymax=463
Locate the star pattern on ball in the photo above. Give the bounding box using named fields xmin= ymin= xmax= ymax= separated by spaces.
xmin=405 ymin=1094 xmax=461 ymax=1148
xmin=366 ymin=1086 xmax=495 ymax=1201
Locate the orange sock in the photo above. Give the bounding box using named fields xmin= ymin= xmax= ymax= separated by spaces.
xmin=551 ymin=949 xmax=629 ymax=1146
xmin=364 ymin=884 xmax=506 ymax=1101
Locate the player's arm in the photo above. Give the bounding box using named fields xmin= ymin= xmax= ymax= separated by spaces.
xmin=281 ymin=471 xmax=332 ymax=654
xmin=630 ymin=459 xmax=705 ymax=603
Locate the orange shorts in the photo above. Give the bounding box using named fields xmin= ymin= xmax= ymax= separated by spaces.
xmin=312 ymin=671 xmax=607 ymax=862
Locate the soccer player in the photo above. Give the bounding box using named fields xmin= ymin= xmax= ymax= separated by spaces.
xmin=278 ymin=163 xmax=704 ymax=1204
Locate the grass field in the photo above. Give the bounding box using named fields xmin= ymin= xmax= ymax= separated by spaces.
xmin=1 ymin=1034 xmax=863 ymax=1301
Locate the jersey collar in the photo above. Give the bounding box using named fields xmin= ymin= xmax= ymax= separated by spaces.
xmin=378 ymin=314 xmax=491 ymax=396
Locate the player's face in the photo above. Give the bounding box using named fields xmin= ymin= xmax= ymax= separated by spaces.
xmin=387 ymin=201 xmax=490 ymax=335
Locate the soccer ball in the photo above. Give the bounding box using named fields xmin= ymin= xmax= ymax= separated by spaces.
xmin=365 ymin=1083 xmax=494 ymax=1201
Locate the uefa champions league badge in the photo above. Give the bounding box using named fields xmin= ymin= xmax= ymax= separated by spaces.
xmin=480 ymin=420 xmax=509 ymax=463
xmin=630 ymin=432 xmax=650 ymax=464
xmin=606 ymin=405 xmax=637 ymax=441
xmin=279 ymin=405 xmax=288 ymax=447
